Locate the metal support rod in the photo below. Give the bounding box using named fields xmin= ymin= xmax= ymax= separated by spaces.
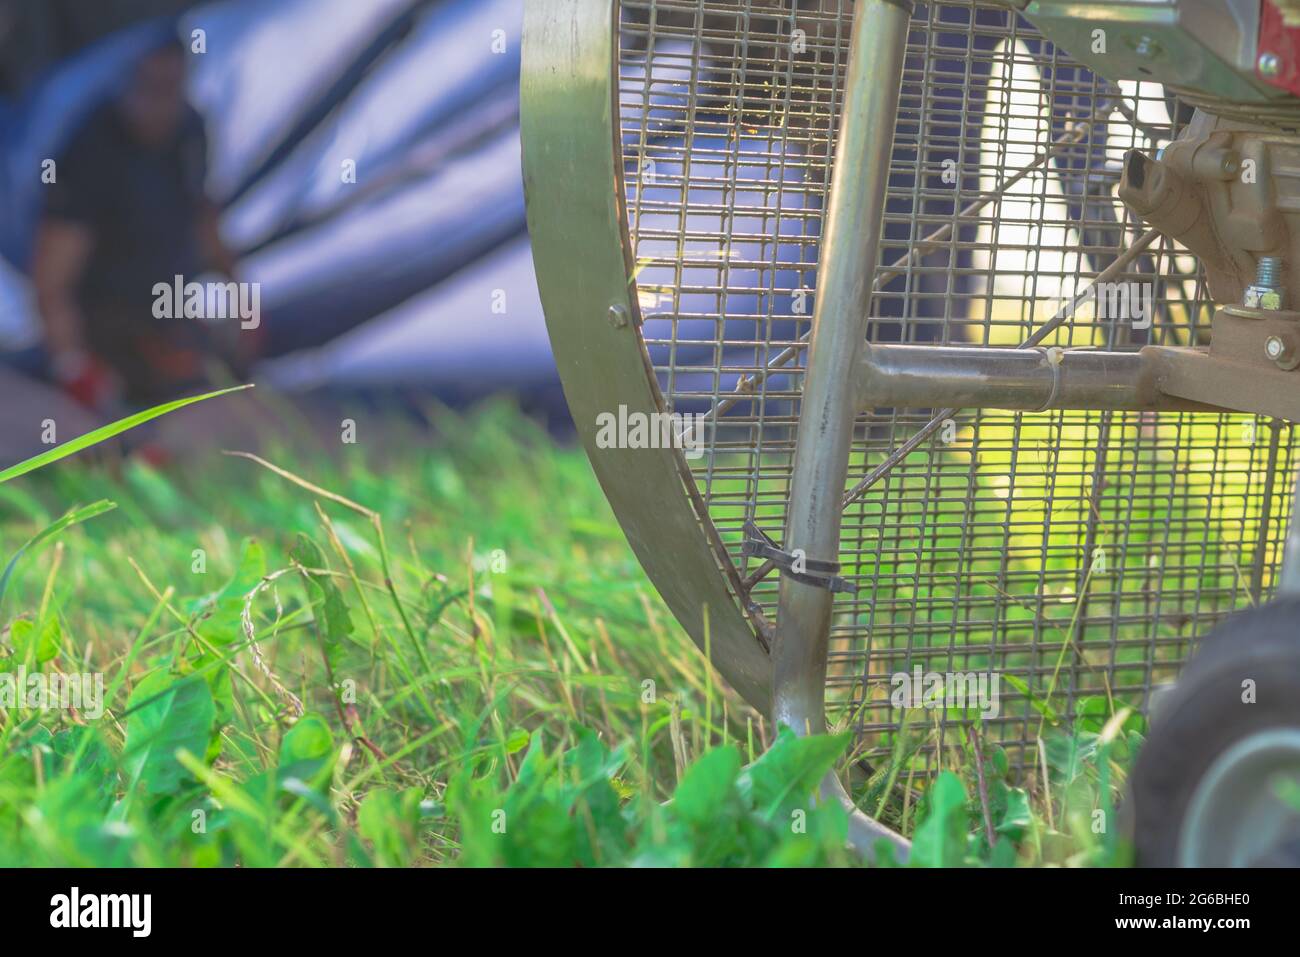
xmin=855 ymin=344 xmax=1215 ymax=413
xmin=771 ymin=0 xmax=912 ymax=858
xmin=1280 ymin=469 xmax=1300 ymax=597
xmin=1251 ymin=422 xmax=1284 ymax=602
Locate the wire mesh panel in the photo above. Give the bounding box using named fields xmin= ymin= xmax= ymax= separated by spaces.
xmin=616 ymin=0 xmax=1297 ymax=775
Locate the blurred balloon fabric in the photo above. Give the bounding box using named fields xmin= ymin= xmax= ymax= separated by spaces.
xmin=0 ymin=0 xmax=554 ymax=398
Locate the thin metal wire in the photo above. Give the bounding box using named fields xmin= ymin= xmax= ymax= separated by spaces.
xmin=617 ymin=0 xmax=1296 ymax=776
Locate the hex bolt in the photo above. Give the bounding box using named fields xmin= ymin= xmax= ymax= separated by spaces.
xmin=1192 ymin=147 xmax=1242 ymax=181
xmin=607 ymin=303 xmax=630 ymax=328
xmin=1257 ymin=256 xmax=1282 ymax=289
xmin=1259 ymin=52 xmax=1282 ymax=78
xmin=1244 ymin=256 xmax=1285 ymax=311
xmin=1266 ymin=332 xmax=1300 ymax=370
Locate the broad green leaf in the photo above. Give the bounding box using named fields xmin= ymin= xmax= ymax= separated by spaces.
xmin=279 ymin=713 xmax=336 ymax=790
xmin=281 ymin=713 xmax=334 ymax=765
xmin=514 ymin=732 xmax=554 ymax=792
xmin=910 ymin=771 xmax=970 ymax=867
xmin=673 ymin=745 xmax=741 ymax=826
xmin=557 ymin=728 xmax=627 ymax=864
xmin=122 ymin=671 xmax=215 ymax=797
xmin=51 ymin=727 xmax=117 ymax=804
xmin=289 ymin=534 xmax=354 ymax=671
xmin=22 ymin=775 xmax=135 ymax=867
xmin=563 ymin=725 xmax=624 ymax=787
xmin=190 ymin=539 xmax=267 ymax=728
xmin=358 ymin=787 xmax=424 ymax=867
xmin=996 ymin=786 xmax=1032 ymax=840
xmin=217 ymin=714 xmax=337 ymax=866
xmin=1074 ymin=695 xmax=1108 ymax=734
xmin=213 ymin=538 xmax=269 ymax=607
xmin=8 ymin=616 xmax=61 ymax=665
xmin=763 ymin=800 xmax=849 ymax=867
xmin=988 ymin=744 xmax=1009 ymax=779
xmin=738 ymin=726 xmax=850 ymax=821
xmin=501 ymin=794 xmax=578 ymax=867
xmin=191 ymin=537 xmax=267 ymax=646
xmin=1044 ymin=731 xmax=1099 ymax=786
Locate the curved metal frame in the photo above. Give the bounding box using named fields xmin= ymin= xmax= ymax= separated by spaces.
xmin=524 ymin=0 xmax=1300 ymax=865
xmin=521 ymin=0 xmax=771 ymax=712
xmin=522 ymin=0 xmax=911 ymax=858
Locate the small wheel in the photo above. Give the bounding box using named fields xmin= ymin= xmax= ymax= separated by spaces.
xmin=1127 ymin=600 xmax=1300 ymax=867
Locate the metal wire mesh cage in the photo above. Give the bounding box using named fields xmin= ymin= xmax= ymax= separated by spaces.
xmin=615 ymin=0 xmax=1296 ymax=773
xmin=522 ymin=0 xmax=1299 ymax=800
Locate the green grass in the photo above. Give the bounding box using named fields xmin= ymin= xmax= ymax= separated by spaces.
xmin=0 ymin=399 xmax=1135 ymax=866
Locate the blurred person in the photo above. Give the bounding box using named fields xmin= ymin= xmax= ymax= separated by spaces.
xmin=32 ymin=36 xmax=255 ymax=410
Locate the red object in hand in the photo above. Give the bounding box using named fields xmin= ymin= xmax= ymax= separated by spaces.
xmin=54 ymin=352 xmax=120 ymax=410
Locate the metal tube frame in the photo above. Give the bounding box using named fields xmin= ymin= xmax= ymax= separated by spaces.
xmin=521 ymin=0 xmax=774 ymax=711
xmin=524 ymin=0 xmax=1300 ymax=864
xmin=856 ymin=344 xmax=1216 ymax=413
xmin=1281 ymin=471 xmax=1300 ymax=596
xmin=772 ymin=0 xmax=914 ymax=858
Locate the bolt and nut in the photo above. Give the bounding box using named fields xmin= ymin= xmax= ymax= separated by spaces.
xmin=1244 ymin=286 xmax=1284 ymax=310
xmin=1266 ymin=333 xmax=1300 ymax=370
xmin=1244 ymin=256 xmax=1286 ymax=311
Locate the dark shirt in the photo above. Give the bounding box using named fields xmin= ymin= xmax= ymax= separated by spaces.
xmin=44 ymin=101 xmax=210 ymax=311
xmin=42 ymin=101 xmax=214 ymax=401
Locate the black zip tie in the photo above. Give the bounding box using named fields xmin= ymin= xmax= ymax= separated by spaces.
xmin=741 ymin=520 xmax=857 ymax=594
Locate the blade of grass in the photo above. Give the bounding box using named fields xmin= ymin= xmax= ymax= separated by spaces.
xmin=0 ymin=384 xmax=253 ymax=485
xmin=0 ymin=500 xmax=117 ymax=612
xmin=222 ymin=450 xmax=437 ymax=703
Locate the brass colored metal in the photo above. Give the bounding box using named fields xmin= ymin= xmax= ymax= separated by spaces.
xmin=1144 ymin=342 xmax=1300 ymax=423
xmin=1119 ymin=112 xmax=1300 ymax=305
xmin=1131 ymin=305 xmax=1300 ymax=416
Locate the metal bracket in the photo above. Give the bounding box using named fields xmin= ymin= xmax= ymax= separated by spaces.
xmin=1143 ymin=342 xmax=1300 ymax=422
xmin=742 ymin=521 xmax=857 ymax=594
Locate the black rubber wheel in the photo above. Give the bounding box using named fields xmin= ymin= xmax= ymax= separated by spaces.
xmin=1126 ymin=599 xmax=1300 ymax=867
